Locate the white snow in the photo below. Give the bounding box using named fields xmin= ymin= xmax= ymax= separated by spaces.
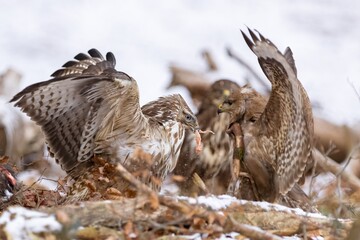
xmin=282 ymin=237 xmax=302 ymax=240
xmin=217 ymin=232 xmax=240 ymax=239
xmin=128 ymin=232 xmax=137 ymax=238
xmin=2 ymin=189 xmax=13 ymax=202
xmin=178 ymin=194 xmax=239 ymax=210
xmin=0 ymin=97 xmax=25 ymax=154
xmin=252 ymin=200 xmax=327 ymax=219
xmin=303 ymin=172 xmax=336 ymax=199
xmin=179 ymin=233 xmax=202 ymax=240
xmin=179 ymin=233 xmax=240 ymax=240
xmin=0 ymin=2 xmax=356 ymax=238
xmin=0 ymin=206 xmax=62 ymax=239
xmin=0 ymin=0 xmax=359 ymax=125
xmin=178 ymin=194 xmax=332 ymax=220
xmin=16 ymin=169 xmax=62 ymax=191
xmin=160 ymin=176 xmax=180 ymax=195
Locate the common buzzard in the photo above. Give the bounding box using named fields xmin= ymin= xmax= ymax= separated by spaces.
xmin=173 ymin=79 xmax=239 ymax=195
xmin=11 ymin=49 xmax=199 ymax=190
xmin=219 ymin=29 xmax=314 ymax=202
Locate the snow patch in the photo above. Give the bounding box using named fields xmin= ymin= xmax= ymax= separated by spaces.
xmin=252 ymin=200 xmax=327 ymax=219
xmin=0 ymin=207 xmax=62 ymax=239
xmin=217 ymin=232 xmax=240 ymax=239
xmin=178 ymin=194 xmax=239 ymax=211
xmin=2 ymin=189 xmax=13 ymax=202
xmin=178 ymin=194 xmax=331 ymax=220
xmin=17 ymin=169 xmax=60 ymax=191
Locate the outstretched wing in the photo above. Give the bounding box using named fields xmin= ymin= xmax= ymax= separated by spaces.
xmin=11 ymin=49 xmax=145 ymax=174
xmin=241 ymin=29 xmax=314 ymax=195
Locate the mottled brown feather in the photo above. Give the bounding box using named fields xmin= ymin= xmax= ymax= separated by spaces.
xmin=11 ymin=49 xmax=199 ymax=189
xmin=174 ymin=79 xmax=239 ymax=195
xmin=220 ymin=29 xmax=314 ymax=201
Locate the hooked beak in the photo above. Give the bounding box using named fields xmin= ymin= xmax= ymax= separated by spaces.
xmin=192 ymin=125 xmax=200 ymax=132
xmin=217 ymin=104 xmax=224 ymax=115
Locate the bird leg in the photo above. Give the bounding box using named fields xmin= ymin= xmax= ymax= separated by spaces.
xmin=226 ymin=122 xmax=243 ymax=180
xmin=238 ymin=172 xmax=261 ymax=201
xmin=226 ymin=122 xmax=262 ymax=201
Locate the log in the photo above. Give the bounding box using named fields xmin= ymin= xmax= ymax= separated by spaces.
xmin=313 ymin=148 xmax=360 ymax=190
xmin=314 ymin=117 xmax=360 ymax=164
xmin=0 ymin=196 xmax=353 ymax=239
xmin=168 ymin=65 xmax=211 ymax=108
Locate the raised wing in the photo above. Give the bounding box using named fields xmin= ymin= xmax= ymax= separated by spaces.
xmin=11 ymin=49 xmax=145 ymax=174
xmin=241 ymin=28 xmax=314 ymax=195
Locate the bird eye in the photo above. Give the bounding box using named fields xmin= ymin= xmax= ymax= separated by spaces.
xmin=224 ymin=99 xmax=233 ymax=106
xmin=185 ymin=113 xmax=193 ymax=122
xmin=249 ymin=116 xmax=257 ymax=123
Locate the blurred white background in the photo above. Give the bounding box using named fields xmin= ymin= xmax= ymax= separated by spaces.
xmin=0 ymin=0 xmax=359 ymax=124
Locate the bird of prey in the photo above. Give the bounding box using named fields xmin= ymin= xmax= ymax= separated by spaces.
xmin=219 ymin=28 xmax=314 ymax=202
xmin=173 ymin=79 xmax=240 ymax=195
xmin=11 ymin=49 xmax=199 ymax=191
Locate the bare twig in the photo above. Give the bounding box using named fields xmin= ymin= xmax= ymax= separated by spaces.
xmin=15 ymin=168 xmax=48 ymax=193
xmin=348 ymin=79 xmax=360 ymax=102
xmin=335 ymin=144 xmax=360 ymax=217
xmin=115 ymin=163 xmax=159 ymax=209
xmin=202 ymin=50 xmax=218 ymax=71
xmin=313 ymin=148 xmax=360 ymax=190
xmin=115 ymin=161 xmax=290 ymax=239
xmin=226 ymin=47 xmax=270 ymax=92
xmin=226 ymin=216 xmax=283 ymax=240
xmin=192 ymin=173 xmax=210 ymax=195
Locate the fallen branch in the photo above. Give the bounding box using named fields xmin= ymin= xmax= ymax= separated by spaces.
xmin=168 ymin=65 xmax=211 ymax=107
xmin=0 ymin=195 xmax=352 ymax=239
xmin=314 ymin=117 xmax=360 ymax=163
xmin=202 ymin=50 xmax=218 ymax=71
xmin=313 ymin=148 xmax=360 ymax=190
xmin=226 ymin=216 xmax=282 ymax=240
xmin=116 ymin=159 xmax=286 ymax=239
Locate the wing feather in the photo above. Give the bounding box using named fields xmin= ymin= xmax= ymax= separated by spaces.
xmin=283 ymin=47 xmax=297 ymax=76
xmin=11 ymin=49 xmax=145 ymax=174
xmin=242 ymin=29 xmax=314 ymax=195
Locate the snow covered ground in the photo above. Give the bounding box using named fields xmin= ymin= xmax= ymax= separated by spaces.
xmin=0 ymin=0 xmax=359 ymax=125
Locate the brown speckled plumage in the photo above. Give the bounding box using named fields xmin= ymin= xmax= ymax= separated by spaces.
xmin=219 ymin=28 xmax=314 ymax=202
xmin=11 ymin=49 xmax=199 ymax=190
xmin=173 ymin=79 xmax=240 ymax=195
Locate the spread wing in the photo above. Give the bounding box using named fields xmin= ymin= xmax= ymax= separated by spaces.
xmin=241 ymin=29 xmax=314 ymax=195
xmin=11 ymin=49 xmax=146 ymax=173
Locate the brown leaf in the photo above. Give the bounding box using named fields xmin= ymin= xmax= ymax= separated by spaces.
xmin=123 ymin=221 xmax=133 ymax=236
xmin=193 ymin=217 xmax=206 ymax=229
xmin=171 ymin=175 xmax=185 ymax=182
xmin=149 ymin=192 xmax=159 ymax=209
xmin=84 ymin=180 xmax=97 ymax=192
xmin=105 ymin=187 xmax=123 ymax=200
xmin=56 ymin=210 xmax=70 ymax=224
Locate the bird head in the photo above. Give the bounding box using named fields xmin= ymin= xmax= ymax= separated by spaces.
xmin=165 ymin=94 xmax=199 ymax=132
xmin=217 ymin=87 xmax=245 ymax=124
xmin=218 ymin=85 xmax=267 ymax=129
xmin=178 ymin=109 xmax=199 ymax=132
xmin=142 ymin=94 xmax=199 ymax=132
xmin=174 ymin=95 xmax=199 ymax=132
xmin=199 ymin=79 xmax=240 ymax=110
